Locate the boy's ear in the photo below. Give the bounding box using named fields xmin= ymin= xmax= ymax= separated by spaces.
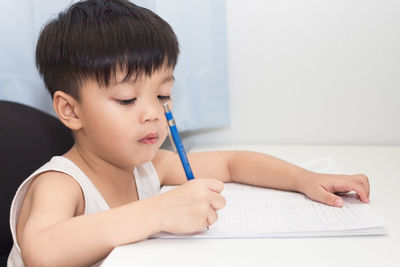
xmin=53 ymin=91 xmax=83 ymax=130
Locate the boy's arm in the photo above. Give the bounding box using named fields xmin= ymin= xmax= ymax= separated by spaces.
xmin=154 ymin=149 xmax=370 ymax=207
xmin=20 ymin=171 xmax=225 ymax=266
xmin=19 ymin=172 xmax=160 ymax=266
xmin=153 ymin=149 xmax=232 ymax=185
xmin=225 ymin=150 xmax=370 ymax=207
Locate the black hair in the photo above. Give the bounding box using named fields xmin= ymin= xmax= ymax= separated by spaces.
xmin=36 ymin=0 xmax=179 ymax=99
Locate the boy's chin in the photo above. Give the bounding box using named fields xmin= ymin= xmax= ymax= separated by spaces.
xmin=133 ymin=148 xmax=160 ymax=165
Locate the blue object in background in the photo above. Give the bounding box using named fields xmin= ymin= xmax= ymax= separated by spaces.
xmin=0 ymin=0 xmax=230 ymax=131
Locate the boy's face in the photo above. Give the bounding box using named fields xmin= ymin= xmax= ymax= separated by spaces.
xmin=76 ymin=66 xmax=174 ymax=169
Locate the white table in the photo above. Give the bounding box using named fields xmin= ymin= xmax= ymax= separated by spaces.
xmin=101 ymin=145 xmax=400 ymax=267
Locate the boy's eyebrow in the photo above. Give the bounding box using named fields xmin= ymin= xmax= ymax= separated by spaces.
xmin=116 ymin=75 xmax=175 ymax=86
xmin=161 ymin=75 xmax=175 ymax=84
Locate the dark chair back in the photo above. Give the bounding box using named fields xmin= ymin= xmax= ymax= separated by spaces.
xmin=0 ymin=100 xmax=74 ymax=264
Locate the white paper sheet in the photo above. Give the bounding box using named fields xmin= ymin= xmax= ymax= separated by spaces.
xmin=155 ymin=157 xmax=386 ymax=238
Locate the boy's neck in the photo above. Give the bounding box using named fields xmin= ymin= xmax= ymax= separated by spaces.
xmin=64 ymin=145 xmax=139 ymax=207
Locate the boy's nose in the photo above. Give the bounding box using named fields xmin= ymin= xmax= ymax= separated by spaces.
xmin=140 ymin=102 xmax=161 ymax=123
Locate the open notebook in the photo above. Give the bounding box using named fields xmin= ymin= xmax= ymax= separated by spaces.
xmin=156 ymin=157 xmax=386 ymax=238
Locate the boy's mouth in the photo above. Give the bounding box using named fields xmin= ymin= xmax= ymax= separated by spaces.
xmin=138 ymin=132 xmax=159 ymax=144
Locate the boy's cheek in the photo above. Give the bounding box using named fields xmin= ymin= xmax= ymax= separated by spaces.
xmin=159 ymin=131 xmax=168 ymax=144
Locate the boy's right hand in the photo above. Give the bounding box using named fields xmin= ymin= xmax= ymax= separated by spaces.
xmin=155 ymin=178 xmax=226 ymax=234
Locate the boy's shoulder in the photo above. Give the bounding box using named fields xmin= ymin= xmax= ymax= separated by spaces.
xmin=19 ymin=156 xmax=87 ymax=214
xmin=29 ymin=170 xmax=84 ymax=202
xmin=14 ymin=170 xmax=85 ymax=248
xmin=21 ymin=170 xmax=85 ymax=218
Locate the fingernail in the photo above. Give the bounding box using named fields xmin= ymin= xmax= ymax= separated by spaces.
xmin=334 ymin=198 xmax=343 ymax=207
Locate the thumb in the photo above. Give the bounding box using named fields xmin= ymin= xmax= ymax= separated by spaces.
xmin=312 ymin=187 xmax=343 ymax=207
xmin=201 ymin=178 xmax=224 ymax=193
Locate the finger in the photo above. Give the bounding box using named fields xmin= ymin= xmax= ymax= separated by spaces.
xmin=334 ymin=180 xmax=369 ymax=203
xmin=331 ymin=177 xmax=370 ymax=204
xmin=201 ymin=178 xmax=224 ymax=193
xmin=207 ymin=210 xmax=218 ymax=226
xmin=350 ymin=181 xmax=370 ymax=203
xmin=312 ymin=186 xmax=344 ymax=207
xmin=209 ymin=192 xmax=226 ymax=210
xmin=359 ymin=174 xmax=370 ymax=199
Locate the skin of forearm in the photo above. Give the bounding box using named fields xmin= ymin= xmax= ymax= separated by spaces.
xmin=21 ymin=197 xmax=161 ymax=267
xmin=228 ymin=151 xmax=311 ymax=192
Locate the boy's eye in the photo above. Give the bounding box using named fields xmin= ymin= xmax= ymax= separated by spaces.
xmin=157 ymin=95 xmax=171 ymax=101
xmin=117 ymin=98 xmax=136 ymax=105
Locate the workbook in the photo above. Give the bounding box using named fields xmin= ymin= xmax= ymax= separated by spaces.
xmin=156 ymin=157 xmax=386 ymax=238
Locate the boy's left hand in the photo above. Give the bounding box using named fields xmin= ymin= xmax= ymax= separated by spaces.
xmin=298 ymin=173 xmax=370 ymax=207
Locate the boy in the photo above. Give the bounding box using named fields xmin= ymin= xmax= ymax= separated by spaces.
xmin=8 ymin=0 xmax=370 ymax=266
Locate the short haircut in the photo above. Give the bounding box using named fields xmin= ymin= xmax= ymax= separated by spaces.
xmin=36 ymin=0 xmax=179 ymax=99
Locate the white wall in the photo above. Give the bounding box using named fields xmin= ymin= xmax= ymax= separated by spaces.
xmin=184 ymin=0 xmax=400 ymax=147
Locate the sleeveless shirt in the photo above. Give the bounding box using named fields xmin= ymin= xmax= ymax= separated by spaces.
xmin=8 ymin=156 xmax=161 ymax=266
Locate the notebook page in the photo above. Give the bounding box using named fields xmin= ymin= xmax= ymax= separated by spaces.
xmin=156 ymin=157 xmax=386 ymax=238
xmin=199 ymin=192 xmax=385 ymax=238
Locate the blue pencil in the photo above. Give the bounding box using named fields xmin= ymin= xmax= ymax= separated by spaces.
xmin=162 ymin=102 xmax=195 ymax=180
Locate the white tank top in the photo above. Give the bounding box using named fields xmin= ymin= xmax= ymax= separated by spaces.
xmin=8 ymin=156 xmax=161 ymax=267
